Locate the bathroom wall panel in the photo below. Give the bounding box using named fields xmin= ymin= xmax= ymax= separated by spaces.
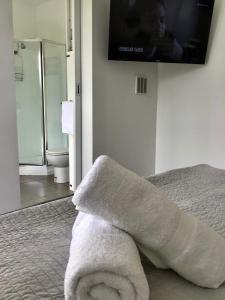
xmin=0 ymin=0 xmax=21 ymax=214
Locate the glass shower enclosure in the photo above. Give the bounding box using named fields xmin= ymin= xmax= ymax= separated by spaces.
xmin=14 ymin=39 xmax=68 ymax=166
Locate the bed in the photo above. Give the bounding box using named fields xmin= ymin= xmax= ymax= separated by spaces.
xmin=1 ymin=164 xmax=225 ymax=299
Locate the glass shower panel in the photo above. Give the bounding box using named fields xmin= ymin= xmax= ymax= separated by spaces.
xmin=15 ymin=41 xmax=44 ymax=165
xmin=43 ymin=41 xmax=68 ymax=151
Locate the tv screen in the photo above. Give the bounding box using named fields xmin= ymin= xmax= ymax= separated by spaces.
xmin=108 ymin=0 xmax=215 ymax=64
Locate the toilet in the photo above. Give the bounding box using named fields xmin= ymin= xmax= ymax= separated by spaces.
xmin=46 ymin=149 xmax=69 ymax=183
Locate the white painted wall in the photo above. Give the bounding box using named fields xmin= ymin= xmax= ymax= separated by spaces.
xmin=12 ymin=0 xmax=37 ymax=40
xmin=12 ymin=0 xmax=66 ymax=43
xmin=0 ymin=0 xmax=21 ymax=214
xmin=81 ymin=0 xmax=93 ymax=176
xmin=36 ymin=0 xmax=67 ymax=43
xmin=82 ymin=0 xmax=158 ymax=177
xmin=156 ymin=0 xmax=225 ymax=173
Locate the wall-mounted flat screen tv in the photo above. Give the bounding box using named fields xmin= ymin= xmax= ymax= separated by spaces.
xmin=108 ymin=0 xmax=215 ymax=64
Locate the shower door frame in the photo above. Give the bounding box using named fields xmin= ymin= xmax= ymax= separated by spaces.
xmin=17 ymin=39 xmax=68 ymax=167
xmin=41 ymin=39 xmax=68 ymax=166
xmin=16 ymin=39 xmax=45 ymax=166
xmin=40 ymin=40 xmax=47 ymax=166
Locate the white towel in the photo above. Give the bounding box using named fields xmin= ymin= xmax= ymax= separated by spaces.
xmin=64 ymin=212 xmax=149 ymax=300
xmin=73 ymin=155 xmax=225 ymax=289
xmin=62 ymin=101 xmax=74 ymax=135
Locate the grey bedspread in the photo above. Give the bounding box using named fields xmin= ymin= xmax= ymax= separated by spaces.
xmin=0 ymin=197 xmax=77 ymax=299
xmin=1 ymin=164 xmax=225 ymax=299
xmin=148 ymin=164 xmax=225 ymax=237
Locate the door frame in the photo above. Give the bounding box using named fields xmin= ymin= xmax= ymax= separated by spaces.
xmin=67 ymin=0 xmax=82 ymax=190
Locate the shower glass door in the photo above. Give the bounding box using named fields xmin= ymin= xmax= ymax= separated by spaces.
xmin=43 ymin=41 xmax=68 ymax=151
xmin=15 ymin=41 xmax=44 ymax=165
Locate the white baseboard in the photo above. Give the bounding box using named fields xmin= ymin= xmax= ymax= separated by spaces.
xmin=19 ymin=165 xmax=54 ymax=176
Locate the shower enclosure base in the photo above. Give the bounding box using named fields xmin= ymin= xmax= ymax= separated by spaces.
xmin=19 ymin=165 xmax=54 ymax=176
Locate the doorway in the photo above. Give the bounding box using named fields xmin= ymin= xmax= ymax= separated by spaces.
xmin=12 ymin=0 xmax=81 ymax=208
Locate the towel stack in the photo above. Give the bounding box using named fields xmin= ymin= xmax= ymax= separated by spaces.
xmin=65 ymin=156 xmax=225 ymax=300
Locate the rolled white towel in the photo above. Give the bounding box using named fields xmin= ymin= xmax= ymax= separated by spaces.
xmin=73 ymin=155 xmax=225 ymax=289
xmin=64 ymin=212 xmax=149 ymax=300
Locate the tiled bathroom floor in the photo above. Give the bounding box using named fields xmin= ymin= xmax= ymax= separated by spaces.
xmin=20 ymin=175 xmax=74 ymax=208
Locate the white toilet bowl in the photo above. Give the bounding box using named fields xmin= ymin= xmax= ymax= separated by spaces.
xmin=46 ymin=149 xmax=69 ymax=183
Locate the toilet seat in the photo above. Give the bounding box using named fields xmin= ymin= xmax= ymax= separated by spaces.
xmin=46 ymin=149 xmax=69 ymax=156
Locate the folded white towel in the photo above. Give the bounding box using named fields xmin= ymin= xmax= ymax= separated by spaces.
xmin=64 ymin=212 xmax=149 ymax=300
xmin=73 ymin=156 xmax=225 ymax=289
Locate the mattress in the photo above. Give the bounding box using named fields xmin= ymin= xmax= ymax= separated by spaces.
xmin=1 ymin=164 xmax=225 ymax=299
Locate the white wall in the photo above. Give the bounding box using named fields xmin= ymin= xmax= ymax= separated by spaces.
xmin=81 ymin=0 xmax=93 ymax=176
xmin=12 ymin=0 xmax=36 ymax=40
xmin=36 ymin=0 xmax=67 ymax=43
xmin=82 ymin=0 xmax=158 ymax=177
xmin=12 ymin=0 xmax=66 ymax=43
xmin=0 ymin=0 xmax=21 ymax=214
xmin=156 ymin=0 xmax=225 ymax=173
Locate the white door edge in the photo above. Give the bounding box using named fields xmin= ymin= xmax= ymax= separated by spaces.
xmin=67 ymin=0 xmax=82 ymax=190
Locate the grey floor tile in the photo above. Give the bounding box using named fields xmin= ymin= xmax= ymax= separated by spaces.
xmin=20 ymin=175 xmax=73 ymax=209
